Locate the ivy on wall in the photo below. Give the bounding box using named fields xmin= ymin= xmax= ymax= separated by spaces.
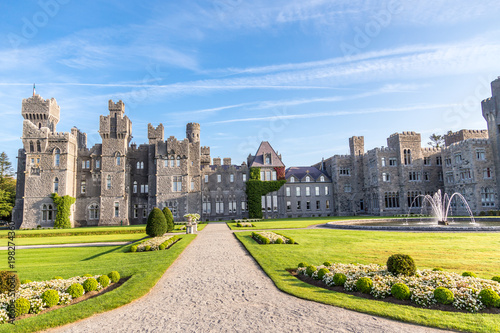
xmin=246 ymin=167 xmax=286 ymax=218
xmin=51 ymin=193 xmax=76 ymax=229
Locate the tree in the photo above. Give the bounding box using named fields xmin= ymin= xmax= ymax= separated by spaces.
xmin=0 ymin=152 xmax=15 ymax=220
xmin=146 ymin=207 xmax=167 ymax=237
xmin=428 ymin=133 xmax=445 ymax=148
xmin=162 ymin=207 xmax=174 ymax=232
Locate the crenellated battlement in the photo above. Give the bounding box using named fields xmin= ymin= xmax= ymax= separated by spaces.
xmin=108 ymin=99 xmax=125 ymax=113
xmin=148 ymin=123 xmax=164 ymax=143
xmin=445 ymin=129 xmax=488 ymax=146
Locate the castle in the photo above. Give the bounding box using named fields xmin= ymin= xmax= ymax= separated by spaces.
xmin=12 ymin=77 xmax=500 ymax=228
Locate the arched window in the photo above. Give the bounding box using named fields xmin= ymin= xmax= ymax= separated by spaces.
xmin=176 ymin=156 xmax=181 ymax=167
xmin=141 ymin=162 xmax=144 ymax=169
xmin=53 ymin=177 xmax=59 ymax=193
xmin=29 ymin=141 xmax=34 ymax=152
xmin=320 ymin=176 xmax=325 ymax=182
xmin=404 ymin=149 xmax=411 ymax=165
xmin=42 ymin=204 xmax=54 ymax=222
xmin=116 ymin=152 xmax=121 ymax=166
xmin=137 ymin=162 xmax=140 ymax=169
xmin=89 ymin=204 xmax=99 ymax=219
xmin=305 ymin=176 xmax=311 ymax=182
xmin=133 ymin=181 xmax=137 ymax=193
xmin=107 ymin=175 xmax=111 ymax=189
xmin=170 ymin=156 xmax=175 ymax=167
xmin=290 ymin=177 xmax=295 ymax=183
xmin=37 ymin=140 xmax=41 ymax=152
xmin=54 ymin=148 xmax=60 ymax=167
xmin=42 ymin=204 xmax=48 ymax=221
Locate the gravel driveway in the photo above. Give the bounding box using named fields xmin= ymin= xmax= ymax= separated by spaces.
xmin=51 ymin=223 xmax=447 ymax=333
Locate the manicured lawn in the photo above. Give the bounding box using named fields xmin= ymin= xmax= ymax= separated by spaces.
xmin=227 ymin=216 xmax=394 ymax=230
xmin=0 ymin=225 xmax=147 ymax=238
xmin=0 ymin=234 xmax=196 ymax=332
xmin=235 ymin=229 xmax=500 ymax=333
xmin=11 ymin=233 xmax=147 ymax=246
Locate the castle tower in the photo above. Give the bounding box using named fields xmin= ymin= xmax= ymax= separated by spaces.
xmin=98 ymin=100 xmax=132 ymax=225
xmin=482 ymin=77 xmax=500 ymax=200
xmin=21 ymin=94 xmax=60 ymax=133
xmin=186 ymin=123 xmax=200 ymax=143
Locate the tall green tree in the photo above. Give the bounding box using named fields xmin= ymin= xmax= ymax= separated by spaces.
xmin=0 ymin=152 xmax=15 ymax=220
xmin=428 ymin=133 xmax=445 ymax=148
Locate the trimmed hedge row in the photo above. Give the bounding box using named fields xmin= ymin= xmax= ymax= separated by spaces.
xmin=251 ymin=232 xmax=296 ymax=245
xmin=129 ymin=235 xmax=181 ymax=252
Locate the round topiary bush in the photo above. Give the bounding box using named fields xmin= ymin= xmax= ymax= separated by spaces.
xmin=462 ymin=271 xmax=477 ymax=278
xmin=66 ymin=283 xmax=84 ymax=299
xmin=432 ymin=267 xmax=444 ymax=272
xmin=323 ymin=261 xmax=332 ymax=267
xmin=492 ymin=276 xmax=500 ymax=283
xmin=298 ymin=262 xmax=308 ymax=268
xmin=386 ymin=254 xmax=416 ymax=276
xmin=83 ymin=274 xmax=93 ymax=278
xmin=434 ymin=287 xmax=454 ymax=305
xmin=159 ymin=244 xmax=165 ymax=250
xmin=287 ymin=238 xmax=295 ymax=244
xmin=275 ymin=237 xmax=283 ymax=244
xmin=305 ymin=265 xmax=317 ymax=277
xmin=391 ymin=283 xmax=411 ymax=300
xmin=108 ymin=271 xmax=120 ymax=283
xmin=14 ymin=297 xmax=30 ymax=316
xmin=146 ymin=207 xmax=168 ymax=237
xmin=162 ymin=207 xmax=175 ymax=233
xmin=0 ymin=271 xmax=20 ymax=293
xmin=41 ymin=289 xmax=59 ymax=307
xmin=317 ymin=268 xmax=329 ymax=280
xmin=356 ymin=277 xmax=373 ymax=294
xmin=130 ymin=245 xmax=138 ymax=253
xmin=97 ymin=275 xmax=110 ymax=288
xmin=21 ymin=279 xmax=32 ymax=284
xmin=478 ymin=289 xmax=500 ymax=307
xmin=333 ymin=273 xmax=347 ymax=286
xmin=82 ymin=278 xmax=98 ymax=292
xmin=145 ymin=245 xmax=151 ymax=251
xmin=53 ymin=276 xmax=63 ymax=280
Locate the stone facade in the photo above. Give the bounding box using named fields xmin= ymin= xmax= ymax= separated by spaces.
xmin=11 ymin=77 xmax=500 ymax=228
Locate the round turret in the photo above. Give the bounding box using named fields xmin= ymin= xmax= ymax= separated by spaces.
xmin=186 ymin=123 xmax=200 ymax=143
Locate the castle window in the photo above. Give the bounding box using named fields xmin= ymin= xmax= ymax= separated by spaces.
xmin=481 ymin=187 xmax=495 ymax=207
xmin=286 ymin=201 xmax=291 ymax=211
xmin=114 ymin=202 xmax=119 ymax=217
xmin=266 ymin=171 xmax=271 ymax=180
xmin=315 ymin=186 xmax=320 ymax=196
xmin=116 ymin=152 xmax=121 ymax=166
xmin=30 ymin=141 xmax=34 ymax=152
xmin=82 ymin=161 xmax=86 ymax=169
xmin=296 ymin=187 xmax=301 ymax=196
xmin=389 ymin=158 xmax=397 ymax=166
xmin=454 ymin=153 xmax=462 ymax=164
xmin=217 ymin=175 xmax=221 ymax=183
xmin=172 ymin=176 xmax=182 ymax=192
xmin=408 ymin=171 xmax=421 ymax=181
xmin=403 ymin=149 xmax=411 ymax=165
xmin=305 ymin=176 xmax=311 ymax=182
xmin=382 ymin=173 xmax=390 ymax=182
xmin=306 ymin=201 xmax=311 ymax=210
xmin=339 ymin=167 xmax=350 ymax=176
xmin=272 ymin=171 xmax=277 ymax=181
xmin=241 ymin=201 xmax=247 ymax=212
xmin=86 ymin=160 xmax=90 ymax=169
xmin=384 ymin=192 xmax=400 ymax=208
xmin=203 ymin=196 xmax=211 ymax=214
xmin=297 ymin=201 xmax=301 ymax=210
xmin=170 ymin=156 xmax=175 ymax=167
xmin=316 ymin=201 xmax=320 ymax=210
xmin=344 ymin=184 xmax=352 ymax=193
xmin=424 ymin=157 xmax=431 ymax=166
xmin=54 ymin=148 xmax=60 ymax=167
xmin=143 ymin=208 xmax=147 ymax=217
xmin=267 ymin=195 xmax=272 ymax=211
xmin=320 ymin=176 xmax=325 ymax=182
xmin=133 ymin=205 xmax=138 ymax=218
xmin=53 ymin=177 xmax=59 ymax=193
xmin=326 ymin=200 xmax=330 ymax=209
xmin=289 ymin=177 xmax=295 ymax=183
xmin=460 ymin=169 xmax=472 ymax=181
xmin=42 ymin=204 xmax=51 ymax=221
xmin=273 ymin=195 xmax=278 ymax=212
xmin=325 ymin=186 xmax=329 ymax=195
xmin=423 ymin=172 xmax=430 ymax=181
xmin=176 ymin=156 xmax=181 ymax=167
xmin=407 ymin=191 xmax=422 ymax=208
xmin=286 ymin=187 xmax=291 ymax=196
xmin=484 ymin=168 xmax=492 ymax=179
xmin=260 ymin=171 xmax=265 ymax=180
xmin=305 ymin=186 xmax=311 ymax=196
xmin=133 ymin=181 xmax=137 ymax=193
xmin=229 ymin=198 xmax=237 ymax=213
xmin=137 ymin=162 xmax=140 ymax=169
xmin=436 ymin=156 xmax=442 ymax=165
xmin=37 ymin=140 xmax=41 ymax=152
xmin=216 ymin=197 xmax=224 ymax=214
xmin=381 ymin=157 xmax=386 ymax=166
xmin=190 ymin=178 xmax=195 ymax=191
xmin=140 ymin=184 xmax=145 ymax=193
xmin=107 ymin=175 xmax=111 ymax=189
xmin=204 ymin=175 xmax=208 ymax=183
xmin=242 ymin=174 xmax=247 ymax=182
xmin=81 ymin=180 xmax=86 ymax=194
xmin=230 ymin=174 xmax=234 ymax=182
xmin=96 ymin=159 xmax=100 ymax=168
xmin=476 ymin=150 xmax=486 ymax=160
xmin=265 ymin=154 xmax=271 ymax=164
xmin=438 ymin=171 xmax=443 ymax=181
xmin=446 ymin=172 xmax=454 ymax=184
xmin=89 ymin=204 xmax=99 ymax=219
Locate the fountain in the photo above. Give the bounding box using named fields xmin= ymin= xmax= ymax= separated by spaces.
xmin=406 ymin=190 xmax=475 ymax=225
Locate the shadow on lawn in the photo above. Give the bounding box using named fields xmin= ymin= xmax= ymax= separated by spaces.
xmin=81 ymin=237 xmax=148 ymax=261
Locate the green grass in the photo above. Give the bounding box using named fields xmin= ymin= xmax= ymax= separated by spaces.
xmin=6 ymin=233 xmax=147 ymax=246
xmin=227 ymin=216 xmax=394 ymax=230
xmin=0 ymin=234 xmax=196 ymax=332
xmin=0 ymin=225 xmax=147 ymax=238
xmin=235 ymin=229 xmax=500 ymax=333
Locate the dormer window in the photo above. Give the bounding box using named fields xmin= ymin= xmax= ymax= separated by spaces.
xmin=265 ymin=154 xmax=271 ymax=164
xmin=290 ymin=177 xmax=295 ymax=183
xmin=320 ymin=176 xmax=325 ymax=182
xmin=305 ymin=176 xmax=311 ymax=182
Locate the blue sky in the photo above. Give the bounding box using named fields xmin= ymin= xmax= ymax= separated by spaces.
xmin=2 ymin=0 xmax=500 ymax=171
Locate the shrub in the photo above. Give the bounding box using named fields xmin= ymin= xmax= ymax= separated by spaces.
xmin=462 ymin=271 xmax=477 ymax=278
xmin=130 ymin=245 xmax=138 ymax=252
xmin=162 ymin=207 xmax=174 ymax=233
xmin=275 ymin=237 xmax=283 ymax=244
xmin=479 ymin=211 xmax=486 ymax=216
xmin=14 ymin=297 xmax=30 ymax=316
xmin=82 ymin=278 xmax=98 ymax=292
xmin=0 ymin=271 xmax=20 ymax=293
xmin=317 ymin=268 xmax=329 ymax=280
xmin=305 ymin=265 xmax=317 ymax=277
xmin=108 ymin=271 xmax=120 ymax=283
xmin=41 ymin=289 xmax=59 ymax=307
xmin=145 ymin=245 xmax=151 ymax=251
xmin=323 ymin=261 xmax=332 ymax=267
xmin=66 ymin=283 xmax=84 ymax=299
xmin=159 ymin=244 xmax=165 ymax=250
xmin=21 ymin=279 xmax=32 ymax=284
xmin=333 ymin=273 xmax=347 ymax=286
xmin=298 ymin=262 xmax=308 ymax=268
xmin=236 ymin=222 xmax=242 ymax=227
xmin=434 ymin=287 xmax=454 ymax=305
xmin=97 ymin=275 xmax=110 ymax=288
xmin=287 ymin=237 xmax=295 ymax=244
xmin=432 ymin=267 xmax=444 ymax=271
xmin=386 ymin=254 xmax=416 ymax=276
xmin=53 ymin=276 xmax=64 ymax=280
xmin=146 ymin=207 xmax=167 ymax=237
xmin=478 ymin=289 xmax=500 ymax=307
xmin=391 ymin=283 xmax=411 ymax=300
xmin=356 ymin=277 xmax=373 ymax=294
xmin=83 ymin=274 xmax=93 ymax=277
xmin=492 ymin=276 xmax=500 ymax=283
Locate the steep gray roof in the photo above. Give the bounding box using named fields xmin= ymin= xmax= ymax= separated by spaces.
xmin=285 ymin=166 xmax=331 ymax=182
xmin=249 ymin=141 xmax=285 ymax=168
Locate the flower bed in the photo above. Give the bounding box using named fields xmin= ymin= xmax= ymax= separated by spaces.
xmin=297 ymin=262 xmax=500 ymax=312
xmin=236 ymin=222 xmax=255 ymax=227
xmin=129 ymin=235 xmax=180 ymax=252
xmin=0 ymin=272 xmax=119 ymax=323
xmin=251 ymin=231 xmax=295 ymax=244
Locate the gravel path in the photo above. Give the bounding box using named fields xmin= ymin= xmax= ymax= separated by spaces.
xmin=51 ymin=223 xmax=447 ymax=333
